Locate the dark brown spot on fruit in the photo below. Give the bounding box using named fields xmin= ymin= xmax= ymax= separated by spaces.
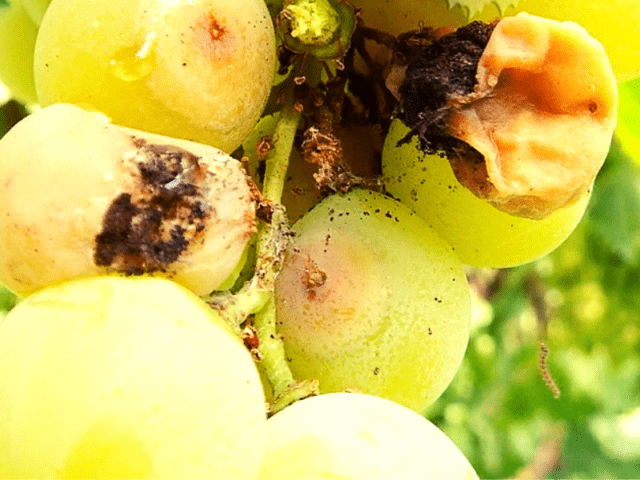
xmin=94 ymin=141 xmax=211 ymax=275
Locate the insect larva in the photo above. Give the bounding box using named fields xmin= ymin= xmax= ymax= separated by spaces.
xmin=539 ymin=341 xmax=561 ymax=399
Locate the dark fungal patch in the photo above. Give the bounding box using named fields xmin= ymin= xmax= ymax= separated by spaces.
xmin=397 ymin=21 xmax=496 ymax=158
xmin=94 ymin=140 xmax=211 ymax=275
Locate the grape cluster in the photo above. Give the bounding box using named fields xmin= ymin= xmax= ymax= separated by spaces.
xmin=0 ymin=0 xmax=623 ymax=477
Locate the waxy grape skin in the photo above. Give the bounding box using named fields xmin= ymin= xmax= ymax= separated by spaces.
xmin=34 ymin=0 xmax=276 ymax=153
xmin=275 ymin=189 xmax=471 ymax=413
xmin=0 ymin=104 xmax=256 ymax=296
xmin=0 ymin=276 xmax=267 ymax=479
xmin=259 ymin=392 xmax=479 ymax=479
xmin=383 ymin=119 xmax=591 ymax=268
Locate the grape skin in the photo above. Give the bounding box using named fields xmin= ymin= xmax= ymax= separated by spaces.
xmin=259 ymin=392 xmax=478 ymax=479
xmin=353 ymin=0 xmax=639 ymax=82
xmin=15 ymin=0 xmax=51 ymax=25
xmin=34 ymin=0 xmax=276 ymax=153
xmin=382 ymin=119 xmax=591 ymax=268
xmin=0 ymin=276 xmax=267 ymax=479
xmin=0 ymin=1 xmax=38 ymax=104
xmin=0 ymin=103 xmax=256 ymax=296
xmin=473 ymin=0 xmax=640 ymax=82
xmin=275 ymin=189 xmax=471 ymax=413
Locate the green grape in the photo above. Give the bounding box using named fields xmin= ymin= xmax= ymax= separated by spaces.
xmin=382 ymin=119 xmax=591 ymax=268
xmin=352 ymin=0 xmax=467 ymax=35
xmin=0 ymin=1 xmax=38 ymax=104
xmin=0 ymin=103 xmax=256 ymax=296
xmin=18 ymin=0 xmax=50 ymax=25
xmin=472 ymin=0 xmax=640 ymax=82
xmin=274 ymin=189 xmax=471 ymax=413
xmin=259 ymin=392 xmax=478 ymax=479
xmin=34 ymin=0 xmax=276 ymax=153
xmin=0 ymin=276 xmax=266 ymax=479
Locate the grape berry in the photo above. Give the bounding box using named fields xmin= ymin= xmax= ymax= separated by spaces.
xmin=0 ymin=0 xmax=622 ymax=477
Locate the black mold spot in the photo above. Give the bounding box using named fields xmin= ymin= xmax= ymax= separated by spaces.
xmin=94 ymin=140 xmax=211 ymax=275
xmin=398 ymin=21 xmax=496 ymax=158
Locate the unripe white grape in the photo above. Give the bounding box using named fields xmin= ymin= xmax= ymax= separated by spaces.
xmin=16 ymin=0 xmax=51 ymax=25
xmin=275 ymin=189 xmax=471 ymax=412
xmin=383 ymin=119 xmax=591 ymax=268
xmin=0 ymin=103 xmax=256 ymax=296
xmin=0 ymin=1 xmax=38 ymax=104
xmin=0 ymin=276 xmax=267 ymax=478
xmin=259 ymin=392 xmax=478 ymax=479
xmin=34 ymin=0 xmax=276 ymax=152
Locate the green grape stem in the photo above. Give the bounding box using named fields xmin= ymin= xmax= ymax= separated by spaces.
xmin=262 ymin=82 xmax=303 ymax=204
xmin=210 ymin=65 xmax=326 ymax=410
xmin=276 ymin=0 xmax=357 ymax=61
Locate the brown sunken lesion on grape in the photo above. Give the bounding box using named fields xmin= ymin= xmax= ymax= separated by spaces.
xmin=397 ymin=13 xmax=618 ymax=219
xmin=94 ymin=139 xmax=212 ymax=275
xmin=302 ymin=255 xmax=327 ymax=301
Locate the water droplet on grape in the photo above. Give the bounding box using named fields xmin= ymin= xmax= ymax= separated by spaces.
xmin=109 ymin=40 xmax=156 ymax=82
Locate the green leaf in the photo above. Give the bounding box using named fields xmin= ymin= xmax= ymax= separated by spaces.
xmin=0 ymin=284 xmax=16 ymax=313
xmin=617 ymin=77 xmax=640 ymax=166
xmin=586 ymin=141 xmax=640 ymax=264
xmin=444 ymin=0 xmax=520 ymax=19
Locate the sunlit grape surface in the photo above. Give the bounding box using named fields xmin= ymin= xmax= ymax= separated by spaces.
xmin=2 ymin=0 xmax=640 ymax=478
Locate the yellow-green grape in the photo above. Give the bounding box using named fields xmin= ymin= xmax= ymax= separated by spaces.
xmin=274 ymin=189 xmax=471 ymax=413
xmin=18 ymin=0 xmax=51 ymax=25
xmin=0 ymin=103 xmax=256 ymax=296
xmin=382 ymin=119 xmax=590 ymax=268
xmin=259 ymin=392 xmax=478 ymax=479
xmin=352 ymin=0 xmax=467 ymax=35
xmin=472 ymin=0 xmax=640 ymax=83
xmin=0 ymin=2 xmax=38 ymax=104
xmin=0 ymin=276 xmax=267 ymax=479
xmin=34 ymin=0 xmax=275 ymax=153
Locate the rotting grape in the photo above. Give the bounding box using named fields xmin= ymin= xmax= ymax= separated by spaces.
xmin=382 ymin=13 xmax=617 ymax=267
xmin=0 ymin=103 xmax=256 ymax=296
xmin=0 ymin=1 xmax=38 ymax=104
xmin=274 ymin=189 xmax=471 ymax=413
xmin=34 ymin=0 xmax=276 ymax=153
xmin=396 ymin=13 xmax=617 ymax=220
xmin=352 ymin=0 xmax=640 ymax=83
xmin=383 ymin=119 xmax=591 ymax=268
xmin=472 ymin=0 xmax=640 ymax=82
xmin=259 ymin=392 xmax=479 ymax=479
xmin=0 ymin=276 xmax=267 ymax=479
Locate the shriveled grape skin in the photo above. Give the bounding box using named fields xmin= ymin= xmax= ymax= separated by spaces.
xmin=275 ymin=189 xmax=471 ymax=413
xmin=259 ymin=393 xmax=478 ymax=479
xmin=34 ymin=0 xmax=275 ymax=153
xmin=0 ymin=276 xmax=267 ymax=479
xmin=473 ymin=0 xmax=640 ymax=82
xmin=382 ymin=120 xmax=590 ymax=268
